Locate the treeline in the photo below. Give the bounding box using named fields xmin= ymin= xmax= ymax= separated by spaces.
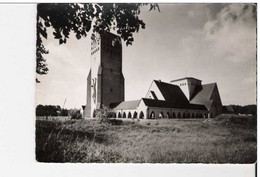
xmin=36 ymin=105 xmax=69 ymax=116
xmin=231 ymin=104 xmax=257 ymax=116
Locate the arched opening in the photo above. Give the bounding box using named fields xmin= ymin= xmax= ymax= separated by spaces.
xmin=92 ymin=109 xmax=96 ymax=118
xmin=118 ymin=112 xmax=121 ymax=118
xmin=182 ymin=113 xmax=186 ymax=118
xmin=150 ymin=111 xmax=155 ymax=119
xmin=210 ymin=112 xmax=213 ymax=118
xmin=139 ymin=111 xmax=144 ymax=119
xmin=166 ymin=112 xmax=170 ymax=119
xmin=187 ymin=113 xmax=190 ymax=118
xmin=111 ymin=112 xmax=116 ymax=118
xmin=133 ymin=112 xmax=137 ymax=118
xmin=159 ymin=112 xmax=164 ymax=118
xmin=172 ymin=112 xmax=176 ymax=118
xmin=177 ymin=112 xmax=181 ymax=118
xmin=123 ymin=112 xmax=126 ymax=118
xmin=205 ymin=113 xmax=208 ymax=118
xmin=192 ymin=113 xmax=195 ymax=118
xmin=196 ymin=113 xmax=199 ymax=118
xmin=128 ymin=112 xmax=132 ymax=118
xmin=199 ymin=113 xmax=203 ymax=118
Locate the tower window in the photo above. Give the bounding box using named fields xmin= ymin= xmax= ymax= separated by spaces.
xmin=111 ymin=88 xmax=113 ymax=93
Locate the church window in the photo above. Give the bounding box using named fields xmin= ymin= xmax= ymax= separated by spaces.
xmin=159 ymin=112 xmax=164 ymax=118
xmin=133 ymin=112 xmax=137 ymax=118
xmin=139 ymin=111 xmax=144 ymax=119
xmin=150 ymin=112 xmax=155 ymax=119
xmin=166 ymin=112 xmax=170 ymax=118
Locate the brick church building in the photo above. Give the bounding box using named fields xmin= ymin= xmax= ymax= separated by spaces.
xmin=83 ymin=32 xmax=223 ymax=119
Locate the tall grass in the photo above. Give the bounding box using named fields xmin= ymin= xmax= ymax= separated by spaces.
xmin=36 ymin=117 xmax=256 ymax=163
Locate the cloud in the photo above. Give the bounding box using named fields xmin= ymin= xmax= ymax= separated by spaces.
xmin=203 ymin=4 xmax=256 ymax=63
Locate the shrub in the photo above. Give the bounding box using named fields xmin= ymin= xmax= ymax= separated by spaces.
xmin=95 ymin=105 xmax=116 ymax=123
xmin=60 ymin=108 xmax=69 ymax=116
xmin=69 ymin=109 xmax=82 ymax=119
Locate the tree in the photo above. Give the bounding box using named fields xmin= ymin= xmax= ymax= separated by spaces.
xmin=36 ymin=3 xmax=160 ymax=82
xmin=36 ymin=104 xmax=61 ymax=116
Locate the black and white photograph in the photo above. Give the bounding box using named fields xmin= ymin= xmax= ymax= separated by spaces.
xmin=35 ymin=3 xmax=256 ymax=163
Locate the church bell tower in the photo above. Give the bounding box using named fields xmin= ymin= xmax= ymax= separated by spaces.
xmin=84 ymin=32 xmax=125 ymax=118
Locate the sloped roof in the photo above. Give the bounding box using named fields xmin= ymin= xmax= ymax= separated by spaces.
xmin=142 ymin=98 xmax=177 ymax=108
xmin=142 ymin=98 xmax=206 ymax=110
xmin=190 ymin=83 xmax=216 ymax=110
xmin=154 ymin=80 xmax=189 ymax=106
xmin=112 ymin=100 xmax=141 ymax=110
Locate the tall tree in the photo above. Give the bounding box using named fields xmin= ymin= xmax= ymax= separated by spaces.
xmin=36 ymin=3 xmax=160 ymax=82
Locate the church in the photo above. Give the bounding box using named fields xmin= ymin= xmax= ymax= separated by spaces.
xmin=83 ymin=32 xmax=223 ymax=119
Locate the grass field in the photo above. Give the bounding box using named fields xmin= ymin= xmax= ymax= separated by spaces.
xmin=36 ymin=116 xmax=256 ymax=163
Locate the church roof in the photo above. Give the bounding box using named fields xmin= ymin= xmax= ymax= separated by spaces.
xmin=142 ymin=98 xmax=206 ymax=110
xmin=112 ymin=100 xmax=141 ymax=110
xmin=154 ymin=80 xmax=189 ymax=106
xmin=190 ymin=83 xmax=216 ymax=110
xmin=111 ymin=80 xmax=215 ymax=112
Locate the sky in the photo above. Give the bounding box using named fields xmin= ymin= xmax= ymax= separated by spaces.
xmin=36 ymin=3 xmax=257 ymax=109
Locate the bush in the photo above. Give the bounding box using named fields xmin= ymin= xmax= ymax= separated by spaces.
xmin=69 ymin=109 xmax=82 ymax=119
xmin=60 ymin=108 xmax=69 ymax=116
xmin=36 ymin=104 xmax=61 ymax=116
xmin=95 ymin=105 xmax=116 ymax=123
xmin=214 ymin=114 xmax=256 ymax=127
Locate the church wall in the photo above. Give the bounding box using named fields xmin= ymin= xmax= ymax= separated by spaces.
xmin=209 ymin=87 xmax=223 ymax=117
xmin=114 ymin=100 xmax=147 ymax=119
xmin=207 ymin=84 xmax=223 ymax=117
xmin=84 ymin=70 xmax=92 ymax=118
xmin=171 ymin=78 xmax=202 ymax=100
xmin=114 ymin=105 xmax=208 ymax=119
xmin=100 ymin=33 xmax=124 ymax=107
xmin=187 ymin=79 xmax=202 ymax=100
xmin=89 ymin=34 xmax=101 ymax=117
xmin=147 ymin=107 xmax=207 ymax=119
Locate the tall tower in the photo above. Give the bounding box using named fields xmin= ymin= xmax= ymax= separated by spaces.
xmin=84 ymin=32 xmax=125 ymax=118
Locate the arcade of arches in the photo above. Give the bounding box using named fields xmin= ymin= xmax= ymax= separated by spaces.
xmin=115 ymin=110 xmax=210 ymax=119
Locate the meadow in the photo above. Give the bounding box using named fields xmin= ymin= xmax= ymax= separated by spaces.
xmin=36 ymin=115 xmax=256 ymax=163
